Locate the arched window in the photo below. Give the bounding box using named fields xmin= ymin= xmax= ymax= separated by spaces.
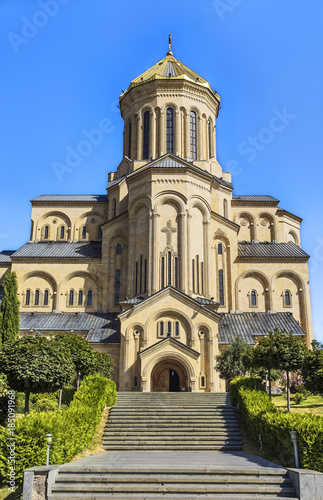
xmin=201 ymin=376 xmax=206 ymax=388
xmin=161 ymin=257 xmax=165 ymax=288
xmin=44 ymin=225 xmax=49 ymax=239
xmin=218 ymin=243 xmax=223 ymax=255
xmin=34 ymin=290 xmax=40 ymax=306
xmin=167 ymin=321 xmax=172 ymax=336
xmin=98 ymin=227 xmax=102 ymax=240
xmin=223 ymin=199 xmax=228 ymax=218
xmin=159 ymin=321 xmax=164 ymax=337
xmin=60 ymin=226 xmax=65 ymax=239
xmin=250 ymin=290 xmax=257 ymax=307
xmin=218 ymin=270 xmax=224 ymax=305
xmin=116 ymin=243 xmax=121 ymax=255
xmin=69 ymin=290 xmax=74 ymax=306
xmin=115 ymin=269 xmax=120 ymax=305
xmin=166 ymin=107 xmax=174 ymax=154
xmin=175 ymin=321 xmax=179 ymax=337
xmin=87 ymin=290 xmax=92 ymax=306
xmin=78 ymin=290 xmax=83 ymax=306
xmin=174 ymin=257 xmax=178 ymax=289
xmin=143 ymin=110 xmax=150 ymax=159
xmin=25 ymin=289 xmax=31 ymax=306
xmin=167 ymin=252 xmax=172 ymax=286
xmin=208 ymin=119 xmax=212 ymax=158
xmin=43 ymin=289 xmax=49 ymax=306
xmin=284 ymin=290 xmax=291 ymax=307
xmin=82 ymin=226 xmax=86 ymax=239
xmin=128 ymin=121 xmax=132 ymax=158
xmin=190 ymin=111 xmax=197 ymax=159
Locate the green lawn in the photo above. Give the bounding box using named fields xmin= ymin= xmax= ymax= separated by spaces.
xmin=272 ymin=393 xmax=323 ymax=415
xmin=0 ymin=486 xmax=22 ymax=500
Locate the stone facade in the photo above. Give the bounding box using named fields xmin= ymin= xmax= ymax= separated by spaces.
xmin=0 ymin=46 xmax=313 ymax=392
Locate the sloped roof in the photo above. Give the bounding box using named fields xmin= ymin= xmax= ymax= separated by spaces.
xmin=232 ymin=195 xmax=279 ymax=203
xmin=20 ymin=312 xmax=120 ymax=343
xmin=238 ymin=241 xmax=309 ymax=259
xmin=0 ymin=251 xmax=15 ymax=263
xmin=12 ymin=242 xmax=102 ymax=259
xmin=218 ymin=312 xmax=305 ymax=344
xmin=31 ymin=195 xmax=107 ymax=202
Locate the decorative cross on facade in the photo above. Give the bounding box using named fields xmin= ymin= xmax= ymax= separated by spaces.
xmin=161 ymin=219 xmax=177 ymax=246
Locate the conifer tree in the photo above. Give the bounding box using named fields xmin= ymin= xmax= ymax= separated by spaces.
xmin=0 ymin=272 xmax=20 ymax=345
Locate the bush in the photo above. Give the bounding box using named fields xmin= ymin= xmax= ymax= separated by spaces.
xmin=0 ymin=375 xmax=116 ymax=484
xmin=294 ymin=393 xmax=304 ymax=405
xmin=235 ymin=386 xmax=323 ymax=472
xmin=31 ymin=398 xmax=58 ymax=413
xmin=229 ymin=377 xmax=264 ymax=407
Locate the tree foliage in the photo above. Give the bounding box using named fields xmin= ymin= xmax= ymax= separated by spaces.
xmin=215 ymin=336 xmax=251 ymax=380
xmin=0 ymin=272 xmax=20 ymax=345
xmin=54 ymin=333 xmax=97 ymax=378
xmin=302 ymin=340 xmax=323 ymax=395
xmin=0 ymin=337 xmax=75 ymax=412
xmin=93 ymin=351 xmax=114 ymax=379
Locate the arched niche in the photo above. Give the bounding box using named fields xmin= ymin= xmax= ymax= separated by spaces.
xmin=236 ymin=270 xmax=270 ymax=311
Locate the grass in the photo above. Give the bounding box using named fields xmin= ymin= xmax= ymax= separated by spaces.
xmin=272 ymin=393 xmax=323 ymax=415
xmin=0 ymin=486 xmax=22 ymax=500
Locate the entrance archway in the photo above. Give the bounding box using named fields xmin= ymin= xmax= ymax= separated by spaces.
xmin=151 ymin=360 xmax=187 ymax=392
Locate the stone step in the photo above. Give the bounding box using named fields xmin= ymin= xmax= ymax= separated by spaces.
xmin=102 ymin=445 xmax=244 ymax=451
xmin=104 ymin=430 xmax=241 ymax=436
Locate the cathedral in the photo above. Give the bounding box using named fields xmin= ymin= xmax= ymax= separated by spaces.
xmin=0 ymin=40 xmax=313 ymax=392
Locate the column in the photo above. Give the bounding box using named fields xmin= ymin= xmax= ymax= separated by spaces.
xmin=178 ymin=211 xmax=187 ymax=293
xmin=151 ymin=212 xmax=160 ymax=293
xmin=127 ymin=219 xmax=136 ymax=296
xmin=175 ymin=110 xmax=181 ymax=156
xmin=198 ymin=115 xmax=203 ymax=160
xmin=136 ymin=114 xmax=142 ymax=160
xmin=208 ymin=337 xmax=215 ymax=392
xmin=133 ymin=331 xmax=140 ymax=390
xmin=199 ymin=331 xmax=205 ymax=379
xmin=159 ymin=110 xmax=165 ymax=156
xmin=203 ymin=220 xmax=210 ymax=297
xmin=187 ymin=212 xmax=192 ymax=294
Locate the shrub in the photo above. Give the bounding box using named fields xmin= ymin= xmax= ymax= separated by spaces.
xmin=294 ymin=393 xmax=304 ymax=405
xmin=0 ymin=375 xmax=116 ymax=484
xmin=229 ymin=377 xmax=264 ymax=407
xmin=31 ymin=398 xmax=58 ymax=413
xmin=236 ymin=386 xmax=323 ymax=472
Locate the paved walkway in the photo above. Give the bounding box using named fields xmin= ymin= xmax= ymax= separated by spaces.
xmin=62 ymin=450 xmax=284 ymax=471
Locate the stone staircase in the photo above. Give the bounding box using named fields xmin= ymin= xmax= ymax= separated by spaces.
xmin=103 ymin=392 xmax=243 ymax=451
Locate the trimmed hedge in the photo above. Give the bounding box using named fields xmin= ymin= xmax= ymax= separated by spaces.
xmin=231 ymin=378 xmax=323 ymax=472
xmin=0 ymin=375 xmax=116 ymax=483
xmin=230 ymin=376 xmax=264 ymax=407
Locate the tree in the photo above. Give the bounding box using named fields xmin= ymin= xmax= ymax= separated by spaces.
xmin=302 ymin=340 xmax=323 ymax=395
xmin=215 ymin=336 xmax=251 ymax=380
xmin=246 ymin=330 xmax=279 ymax=398
xmin=54 ymin=333 xmax=97 ymax=389
xmin=0 ymin=272 xmax=20 ymax=346
xmin=93 ymin=351 xmax=114 ymax=379
xmin=0 ymin=337 xmax=75 ymax=412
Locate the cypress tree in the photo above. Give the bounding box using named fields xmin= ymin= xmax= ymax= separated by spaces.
xmin=0 ymin=272 xmax=20 ymax=345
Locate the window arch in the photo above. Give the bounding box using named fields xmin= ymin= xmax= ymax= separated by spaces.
xmin=34 ymin=289 xmax=40 ymax=306
xmin=44 ymin=225 xmax=49 ymax=240
xmin=116 ymin=243 xmax=121 ymax=255
xmin=43 ymin=289 xmax=49 ymax=306
xmin=218 ymin=243 xmax=223 ymax=255
xmin=115 ymin=269 xmax=120 ymax=305
xmin=69 ymin=290 xmax=74 ymax=306
xmin=218 ymin=270 xmax=224 ymax=305
xmin=78 ymin=290 xmax=83 ymax=306
xmin=87 ymin=290 xmax=92 ymax=306
xmin=166 ymin=107 xmax=174 ymax=154
xmin=284 ymin=290 xmax=292 ymax=307
xmin=81 ymin=225 xmax=86 ymax=239
xmin=190 ymin=111 xmax=197 ymax=159
xmin=25 ymin=289 xmax=31 ymax=306
xmin=143 ymin=110 xmax=150 ymax=159
xmin=60 ymin=225 xmax=65 ymax=239
xmin=250 ymin=290 xmax=257 ymax=307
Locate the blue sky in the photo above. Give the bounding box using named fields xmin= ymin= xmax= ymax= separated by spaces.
xmin=0 ymin=0 xmax=322 ymax=341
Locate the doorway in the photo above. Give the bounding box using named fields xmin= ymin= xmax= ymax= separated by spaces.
xmin=169 ymin=369 xmax=180 ymax=392
xmin=151 ymin=360 xmax=187 ymax=392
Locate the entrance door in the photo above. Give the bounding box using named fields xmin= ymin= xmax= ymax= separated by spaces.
xmin=169 ymin=369 xmax=180 ymax=392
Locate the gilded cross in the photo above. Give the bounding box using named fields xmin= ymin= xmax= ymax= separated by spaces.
xmin=161 ymin=220 xmax=177 ymax=246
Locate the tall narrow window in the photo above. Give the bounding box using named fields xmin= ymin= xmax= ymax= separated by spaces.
xmin=69 ymin=290 xmax=74 ymax=306
xmin=160 ymin=321 xmax=164 ymax=337
xmin=168 ymin=251 xmax=172 ymax=286
xmin=196 ymin=255 xmax=200 ymax=294
xmin=113 ymin=199 xmax=117 ymax=218
xmin=26 ymin=289 xmax=31 ymax=306
xmin=143 ymin=110 xmax=150 ymax=159
xmin=166 ymin=107 xmax=174 ymax=153
xmin=208 ymin=119 xmax=212 ymax=158
xmin=115 ymin=269 xmax=120 ymax=305
xmin=116 ymin=243 xmax=121 ymax=255
xmin=161 ymin=257 xmax=165 ymax=288
xmin=135 ymin=262 xmax=138 ymax=295
xmin=44 ymin=289 xmax=49 ymax=306
xmin=219 ymin=270 xmax=224 ymax=305
xmin=192 ymin=259 xmax=195 ymax=293
xmin=82 ymin=226 xmax=86 ymax=239
xmin=128 ymin=121 xmax=132 ymax=157
xmin=251 ymin=290 xmax=257 ymax=307
xmin=144 ymin=259 xmax=147 ymax=293
xmin=34 ymin=290 xmax=40 ymax=306
xmin=284 ymin=290 xmax=291 ymax=306
xmin=87 ymin=290 xmax=92 ymax=306
xmin=190 ymin=111 xmax=197 ymax=159
xmin=175 ymin=321 xmax=179 ymax=337
xmin=218 ymin=243 xmax=223 ymax=255
xmin=201 ymin=262 xmax=204 ymax=295
xmin=78 ymin=290 xmax=83 ymax=306
xmin=174 ymin=257 xmax=178 ymax=289
xmin=60 ymin=226 xmax=65 ymax=239
xmin=140 ymin=255 xmax=143 ymax=293
xmin=44 ymin=225 xmax=49 ymax=239
xmin=223 ymin=199 xmax=227 ymax=218
xmin=167 ymin=321 xmax=172 ymax=336
xmin=98 ymin=228 xmax=102 ymax=240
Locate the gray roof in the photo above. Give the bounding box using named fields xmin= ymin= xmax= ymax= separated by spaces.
xmin=31 ymin=195 xmax=107 ymax=202
xmin=12 ymin=242 xmax=102 ymax=259
xmin=195 ymin=297 xmax=220 ymax=306
xmin=238 ymin=241 xmax=309 ymax=259
xmin=232 ymin=195 xmax=279 ymax=202
xmin=218 ymin=312 xmax=305 ymax=344
xmin=107 ymin=176 xmax=126 ymax=189
xmin=0 ymin=251 xmax=15 ymax=263
xmin=20 ymin=312 xmax=120 ymax=343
